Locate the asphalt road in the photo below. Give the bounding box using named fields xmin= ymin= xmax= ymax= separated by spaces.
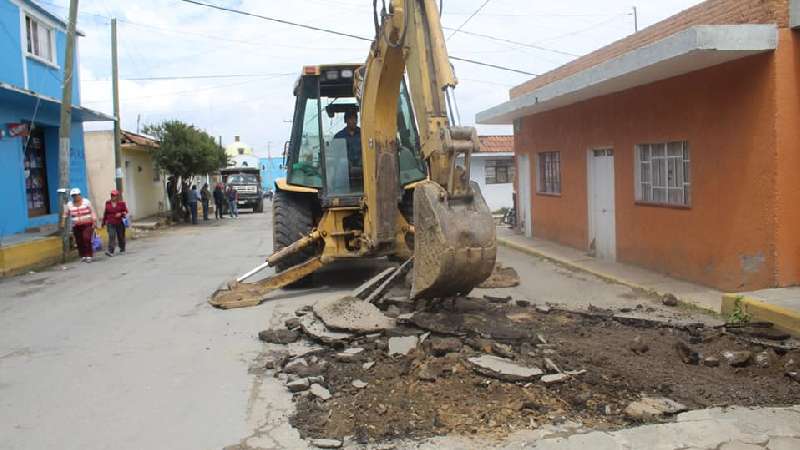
xmin=1 ymin=207 xmax=792 ymax=450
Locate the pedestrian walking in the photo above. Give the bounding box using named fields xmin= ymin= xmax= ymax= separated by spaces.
xmin=213 ymin=183 xmax=225 ymax=219
xmin=101 ymin=189 xmax=128 ymax=257
xmin=226 ymin=185 xmax=239 ymax=218
xmin=200 ymin=183 xmax=211 ymax=221
xmin=61 ymin=188 xmax=98 ymax=263
xmin=189 ymin=185 xmax=200 ymax=224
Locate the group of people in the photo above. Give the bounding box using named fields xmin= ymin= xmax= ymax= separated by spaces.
xmin=61 ymin=188 xmax=128 ymax=263
xmin=169 ymin=180 xmax=241 ymax=225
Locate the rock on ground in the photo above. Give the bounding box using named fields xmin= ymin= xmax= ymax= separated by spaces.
xmin=467 ymin=354 xmax=543 ymax=382
xmin=313 ymin=295 xmax=395 ymax=333
xmin=287 ymin=378 xmax=310 ymax=392
xmin=624 ymin=397 xmax=687 ymax=419
xmin=310 ymin=438 xmax=342 ymax=448
xmin=388 ymin=336 xmax=418 ymax=355
xmin=428 ymin=337 xmax=463 ymax=357
xmin=257 ymin=329 xmax=300 ymax=345
xmin=298 ymin=314 xmax=354 ymax=345
xmin=309 ymin=384 xmax=331 ymax=401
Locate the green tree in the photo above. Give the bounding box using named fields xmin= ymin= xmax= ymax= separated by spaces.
xmin=143 ymin=120 xmax=227 ymax=219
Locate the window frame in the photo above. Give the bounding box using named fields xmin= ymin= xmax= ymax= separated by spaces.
xmin=634 ymin=141 xmax=691 ymax=208
xmin=24 ymin=13 xmax=58 ymax=67
xmin=536 ymin=151 xmax=561 ymax=195
xmin=484 ymin=158 xmax=515 ymax=185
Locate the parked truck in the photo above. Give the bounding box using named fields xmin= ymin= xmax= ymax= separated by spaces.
xmin=221 ymin=167 xmax=264 ymax=213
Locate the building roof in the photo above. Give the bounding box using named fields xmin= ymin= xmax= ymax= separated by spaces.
xmin=478 ymin=135 xmax=513 ymax=153
xmin=477 ymin=0 xmax=786 ymax=125
xmin=121 ymin=130 xmax=159 ymax=148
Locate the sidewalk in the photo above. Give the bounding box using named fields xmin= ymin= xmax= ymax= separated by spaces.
xmin=497 ymin=228 xmax=800 ymax=335
xmin=496 ymin=227 xmax=723 ymax=313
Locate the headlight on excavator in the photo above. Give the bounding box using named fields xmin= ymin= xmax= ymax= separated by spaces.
xmin=325 ymin=71 xmax=339 ymax=80
xmin=340 ymin=69 xmax=354 ymax=78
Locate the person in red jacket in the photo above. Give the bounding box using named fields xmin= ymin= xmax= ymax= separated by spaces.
xmin=102 ymin=189 xmax=129 ymax=257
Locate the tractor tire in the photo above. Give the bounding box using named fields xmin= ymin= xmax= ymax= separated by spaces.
xmin=273 ymin=190 xmax=317 ymax=286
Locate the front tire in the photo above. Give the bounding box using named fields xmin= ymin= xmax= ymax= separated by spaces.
xmin=272 ymin=190 xmax=317 ymax=286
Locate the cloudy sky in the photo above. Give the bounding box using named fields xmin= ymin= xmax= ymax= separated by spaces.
xmin=40 ymin=0 xmax=703 ymax=157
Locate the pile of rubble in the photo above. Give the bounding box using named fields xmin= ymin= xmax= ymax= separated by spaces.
xmin=257 ymin=268 xmax=800 ymax=447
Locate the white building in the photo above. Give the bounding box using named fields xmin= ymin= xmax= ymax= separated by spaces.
xmin=458 ymin=136 xmax=514 ymax=212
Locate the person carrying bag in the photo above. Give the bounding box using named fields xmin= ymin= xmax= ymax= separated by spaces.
xmin=61 ymin=188 xmax=98 ymax=263
xmin=102 ymin=189 xmax=129 ymax=257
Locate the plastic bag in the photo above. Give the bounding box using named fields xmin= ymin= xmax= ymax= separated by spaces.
xmin=92 ymin=233 xmax=103 ymax=251
xmin=122 ymin=216 xmax=130 ymax=228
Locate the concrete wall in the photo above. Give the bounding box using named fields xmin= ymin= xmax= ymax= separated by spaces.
xmin=123 ymin=148 xmax=165 ymax=220
xmin=85 ymin=130 xmax=165 ymax=221
xmin=516 ymin=50 xmax=785 ymax=292
xmin=84 ymin=131 xmax=116 ymax=216
xmin=773 ymin=29 xmax=800 ymax=285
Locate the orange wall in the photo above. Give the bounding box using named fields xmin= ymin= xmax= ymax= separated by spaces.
xmin=516 ymin=51 xmax=783 ymax=291
xmin=774 ymin=29 xmax=800 ymax=286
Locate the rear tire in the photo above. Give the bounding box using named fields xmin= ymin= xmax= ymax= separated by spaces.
xmin=273 ymin=189 xmax=317 ymax=287
xmin=255 ymin=199 xmax=264 ymax=213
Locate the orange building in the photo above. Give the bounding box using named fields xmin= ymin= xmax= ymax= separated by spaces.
xmin=478 ymin=0 xmax=800 ymax=292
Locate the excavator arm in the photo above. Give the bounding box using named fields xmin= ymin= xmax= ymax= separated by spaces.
xmin=360 ymin=0 xmax=496 ymax=298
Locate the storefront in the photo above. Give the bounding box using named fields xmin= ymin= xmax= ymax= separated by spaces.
xmin=0 ymin=82 xmax=111 ymax=238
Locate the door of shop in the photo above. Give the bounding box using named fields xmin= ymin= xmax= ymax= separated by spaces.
xmin=24 ymin=128 xmax=50 ymax=217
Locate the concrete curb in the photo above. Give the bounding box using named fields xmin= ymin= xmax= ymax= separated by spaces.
xmin=721 ymin=293 xmax=800 ymax=336
xmin=496 ymin=237 xmax=715 ymax=313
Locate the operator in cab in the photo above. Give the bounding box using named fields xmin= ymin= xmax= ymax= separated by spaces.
xmin=334 ymin=110 xmax=363 ymax=181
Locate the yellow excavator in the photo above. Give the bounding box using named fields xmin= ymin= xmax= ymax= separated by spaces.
xmin=210 ymin=0 xmax=496 ymax=309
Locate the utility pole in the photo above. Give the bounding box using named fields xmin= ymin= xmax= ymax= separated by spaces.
xmin=633 ymin=6 xmax=639 ymax=33
xmin=58 ymin=0 xmax=79 ymax=263
xmin=111 ymin=18 xmax=123 ymax=192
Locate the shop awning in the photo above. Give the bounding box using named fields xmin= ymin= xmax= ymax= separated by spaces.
xmin=0 ymin=81 xmax=113 ymax=123
xmin=477 ymin=25 xmax=778 ymax=125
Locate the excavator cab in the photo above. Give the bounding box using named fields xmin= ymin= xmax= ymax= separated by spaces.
xmin=286 ymin=64 xmax=427 ymax=207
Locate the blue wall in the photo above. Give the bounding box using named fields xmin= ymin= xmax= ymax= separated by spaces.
xmin=259 ymin=157 xmax=286 ymax=191
xmin=0 ymin=0 xmax=89 ymax=237
xmin=0 ymin=0 xmax=81 ymax=103
xmin=0 ymin=115 xmax=87 ymax=236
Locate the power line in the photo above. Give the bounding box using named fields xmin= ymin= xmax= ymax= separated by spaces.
xmin=446 ymin=0 xmax=491 ymax=41
xmin=177 ymin=0 xmax=373 ymax=42
xmin=176 ymin=0 xmax=534 ymax=76
xmin=442 ymin=27 xmax=579 ymax=58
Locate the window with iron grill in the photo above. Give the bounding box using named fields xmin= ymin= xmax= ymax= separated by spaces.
xmin=537 ymin=151 xmax=561 ymax=194
xmin=635 ymin=141 xmax=690 ymax=206
xmin=485 ymin=159 xmax=515 ymax=185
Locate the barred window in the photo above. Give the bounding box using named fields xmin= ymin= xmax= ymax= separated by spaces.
xmin=635 ymin=141 xmax=690 ymax=206
xmin=537 ymin=151 xmax=561 ymax=194
xmin=485 ymin=159 xmax=515 ymax=184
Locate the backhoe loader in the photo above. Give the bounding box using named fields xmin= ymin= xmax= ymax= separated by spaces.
xmin=210 ymin=0 xmax=496 ymax=309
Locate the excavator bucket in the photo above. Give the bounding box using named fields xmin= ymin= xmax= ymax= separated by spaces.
xmin=412 ymin=180 xmax=497 ymax=298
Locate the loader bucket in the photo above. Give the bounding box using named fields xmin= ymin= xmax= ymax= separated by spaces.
xmin=412 ymin=180 xmax=497 ymax=298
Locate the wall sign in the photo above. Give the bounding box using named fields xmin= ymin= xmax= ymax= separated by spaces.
xmin=7 ymin=123 xmax=30 ymax=137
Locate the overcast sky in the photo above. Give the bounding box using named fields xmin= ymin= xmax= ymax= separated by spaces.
xmin=40 ymin=0 xmax=703 ymax=158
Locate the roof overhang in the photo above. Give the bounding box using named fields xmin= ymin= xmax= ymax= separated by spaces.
xmin=477 ymin=25 xmax=778 ymax=125
xmin=0 ymin=82 xmax=114 ymax=122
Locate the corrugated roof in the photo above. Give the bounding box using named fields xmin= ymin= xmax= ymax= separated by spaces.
xmin=121 ymin=130 xmax=159 ymax=148
xmin=478 ymin=135 xmax=513 ymax=153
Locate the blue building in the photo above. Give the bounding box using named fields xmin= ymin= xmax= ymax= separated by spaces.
xmin=259 ymin=157 xmax=285 ymax=192
xmin=0 ymin=0 xmax=110 ymax=238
